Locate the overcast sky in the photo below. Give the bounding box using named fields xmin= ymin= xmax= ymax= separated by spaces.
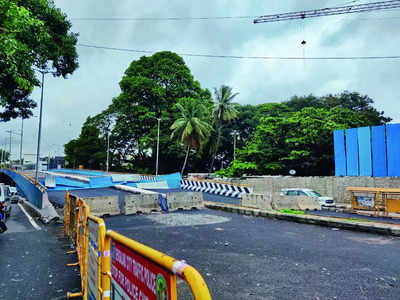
xmin=2 ymin=1 xmax=400 ymax=161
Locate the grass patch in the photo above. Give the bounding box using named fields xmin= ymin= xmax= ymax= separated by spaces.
xmin=344 ymin=217 xmax=373 ymax=223
xmin=279 ymin=209 xmax=305 ymax=215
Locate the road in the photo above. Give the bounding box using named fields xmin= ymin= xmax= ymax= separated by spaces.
xmin=0 ymin=203 xmax=81 ymax=300
xmin=105 ymin=209 xmax=400 ymax=300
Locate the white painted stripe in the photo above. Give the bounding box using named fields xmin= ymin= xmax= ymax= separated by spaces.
xmin=17 ymin=203 xmax=41 ymax=231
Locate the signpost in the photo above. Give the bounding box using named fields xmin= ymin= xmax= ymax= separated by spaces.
xmin=110 ymin=240 xmax=177 ymax=300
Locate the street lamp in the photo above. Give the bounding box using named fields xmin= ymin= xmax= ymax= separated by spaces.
xmin=150 ymin=116 xmax=166 ymax=176
xmin=106 ymin=131 xmax=110 ymax=172
xmin=35 ymin=69 xmax=55 ymax=182
xmin=232 ymin=130 xmax=239 ymax=161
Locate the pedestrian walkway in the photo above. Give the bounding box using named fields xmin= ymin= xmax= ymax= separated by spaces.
xmin=0 ymin=203 xmax=81 ymax=300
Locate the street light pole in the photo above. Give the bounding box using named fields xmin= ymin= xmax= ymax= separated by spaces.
xmin=35 ymin=70 xmax=46 ymax=182
xmin=156 ymin=118 xmax=160 ymax=176
xmin=106 ymin=131 xmax=110 ymax=172
xmin=20 ymin=118 xmax=24 ymax=166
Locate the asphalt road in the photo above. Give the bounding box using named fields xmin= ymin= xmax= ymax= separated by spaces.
xmin=105 ymin=209 xmax=400 ymax=300
xmin=0 ymin=203 xmax=81 ymax=300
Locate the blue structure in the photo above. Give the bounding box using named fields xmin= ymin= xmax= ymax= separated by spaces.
xmin=333 ymin=124 xmax=400 ymax=177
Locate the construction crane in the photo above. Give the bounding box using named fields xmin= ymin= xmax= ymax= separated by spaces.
xmin=253 ymin=0 xmax=400 ymax=23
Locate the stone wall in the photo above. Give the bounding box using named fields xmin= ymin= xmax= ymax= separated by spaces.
xmin=236 ymin=176 xmax=400 ymax=204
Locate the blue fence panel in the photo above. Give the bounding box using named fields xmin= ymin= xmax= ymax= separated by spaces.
xmin=345 ymin=128 xmax=359 ymax=176
xmin=386 ymin=124 xmax=400 ymax=176
xmin=333 ymin=130 xmax=347 ymax=176
xmin=1 ymin=169 xmax=43 ymax=208
xmin=89 ymin=176 xmax=114 ymax=188
xmin=357 ymin=127 xmax=372 ymax=176
xmin=371 ymin=125 xmax=387 ymax=177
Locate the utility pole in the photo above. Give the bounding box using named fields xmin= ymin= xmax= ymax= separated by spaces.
xmin=5 ymin=130 xmax=12 ymax=164
xmin=156 ymin=118 xmax=160 ymax=176
xmin=35 ymin=69 xmax=53 ymax=181
xmin=20 ymin=118 xmax=24 ymax=166
xmin=106 ymin=132 xmax=110 ymax=172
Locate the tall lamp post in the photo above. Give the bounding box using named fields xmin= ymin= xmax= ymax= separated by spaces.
xmin=35 ymin=69 xmax=54 ymax=182
xmin=20 ymin=118 xmax=24 ymax=166
xmin=106 ymin=131 xmax=110 ymax=172
xmin=232 ymin=130 xmax=239 ymax=161
xmin=155 ymin=118 xmax=161 ymax=176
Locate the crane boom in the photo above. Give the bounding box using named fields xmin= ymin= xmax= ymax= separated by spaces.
xmin=254 ymin=0 xmax=400 ymax=23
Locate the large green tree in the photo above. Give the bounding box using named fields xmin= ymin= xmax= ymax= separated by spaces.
xmin=170 ymin=98 xmax=213 ymax=174
xmin=64 ymin=117 xmax=106 ymax=169
xmin=0 ymin=0 xmax=78 ymax=120
xmin=208 ymin=85 xmax=238 ymax=171
xmin=83 ymin=51 xmax=212 ymax=173
xmin=218 ymin=106 xmax=382 ymax=177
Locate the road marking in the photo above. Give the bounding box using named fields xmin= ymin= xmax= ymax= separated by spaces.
xmin=17 ymin=203 xmax=41 ymax=231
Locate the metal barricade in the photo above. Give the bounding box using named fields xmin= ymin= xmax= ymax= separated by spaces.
xmin=64 ymin=191 xmax=212 ymax=300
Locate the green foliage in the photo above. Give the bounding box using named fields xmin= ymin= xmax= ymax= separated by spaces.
xmin=170 ymin=98 xmax=213 ymax=174
xmin=214 ymin=159 xmax=257 ymax=178
xmin=0 ymin=0 xmax=78 ymax=120
xmin=64 ymin=117 xmax=106 ymax=169
xmin=279 ymin=209 xmax=305 ymax=215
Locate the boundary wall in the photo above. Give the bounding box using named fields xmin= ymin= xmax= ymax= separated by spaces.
xmin=64 ymin=192 xmax=212 ymax=300
xmin=236 ymin=176 xmax=400 ymax=204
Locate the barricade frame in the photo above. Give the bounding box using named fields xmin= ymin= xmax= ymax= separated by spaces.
xmin=64 ymin=191 xmax=212 ymax=300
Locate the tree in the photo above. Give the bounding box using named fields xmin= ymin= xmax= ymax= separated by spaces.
xmin=102 ymin=51 xmax=212 ymax=173
xmin=64 ymin=117 xmax=106 ymax=169
xmin=220 ymin=107 xmax=373 ymax=177
xmin=209 ymin=85 xmax=239 ymax=171
xmin=0 ymin=0 xmax=78 ymax=120
xmin=170 ymin=98 xmax=213 ymax=174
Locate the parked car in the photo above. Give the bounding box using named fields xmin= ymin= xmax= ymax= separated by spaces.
xmin=280 ymin=188 xmax=335 ymax=207
xmin=0 ymin=184 xmax=12 ymax=218
xmin=8 ymin=186 xmax=17 ymax=196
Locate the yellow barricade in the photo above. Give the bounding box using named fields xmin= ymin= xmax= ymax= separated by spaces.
xmin=64 ymin=192 xmax=212 ymax=300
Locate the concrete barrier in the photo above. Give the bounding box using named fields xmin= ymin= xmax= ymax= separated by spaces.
xmin=166 ymin=192 xmax=203 ymax=211
xmin=73 ymin=194 xmax=120 ymax=217
xmin=241 ymin=193 xmax=273 ymax=210
xmin=124 ymin=193 xmax=160 ymax=214
xmin=272 ymin=196 xmax=300 ymax=210
xmin=297 ymin=197 xmax=321 ymax=210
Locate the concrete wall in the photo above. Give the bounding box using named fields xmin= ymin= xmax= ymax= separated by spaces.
xmin=237 ymin=176 xmax=400 ymax=204
xmin=166 ymin=192 xmax=203 ymax=211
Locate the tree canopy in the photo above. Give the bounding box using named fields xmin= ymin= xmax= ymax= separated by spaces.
xmin=64 ymin=51 xmax=391 ymax=177
xmin=0 ymin=0 xmax=78 ymax=120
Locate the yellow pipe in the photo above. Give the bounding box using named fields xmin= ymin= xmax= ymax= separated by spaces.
xmin=106 ymin=230 xmax=212 ymax=300
xmin=66 ymin=291 xmax=83 ymax=299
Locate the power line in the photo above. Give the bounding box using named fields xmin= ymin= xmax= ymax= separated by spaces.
xmin=254 ymin=0 xmax=400 ymax=23
xmin=78 ymin=43 xmax=400 ymax=60
xmin=71 ymin=16 xmax=257 ymax=21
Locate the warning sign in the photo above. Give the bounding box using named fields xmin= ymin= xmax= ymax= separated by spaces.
xmin=110 ymin=240 xmax=176 ymax=300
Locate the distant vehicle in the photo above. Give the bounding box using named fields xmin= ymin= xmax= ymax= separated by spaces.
xmin=8 ymin=186 xmax=17 ymax=196
xmin=0 ymin=184 xmax=11 ymax=218
xmin=280 ymin=188 xmax=335 ymax=207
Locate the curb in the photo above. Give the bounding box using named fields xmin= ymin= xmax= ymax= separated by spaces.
xmin=204 ymin=201 xmax=400 ymax=237
xmin=19 ymin=198 xmax=59 ymax=224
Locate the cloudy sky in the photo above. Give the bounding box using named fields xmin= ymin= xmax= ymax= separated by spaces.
xmin=2 ymin=0 xmax=400 ymax=161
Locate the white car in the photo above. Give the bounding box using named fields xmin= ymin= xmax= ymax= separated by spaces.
xmin=281 ymin=188 xmax=335 ymax=207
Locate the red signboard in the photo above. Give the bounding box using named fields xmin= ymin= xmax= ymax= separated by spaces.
xmin=111 ymin=240 xmax=177 ymax=300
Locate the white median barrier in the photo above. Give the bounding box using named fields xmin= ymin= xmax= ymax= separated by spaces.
xmin=73 ymin=194 xmax=120 ymax=217
xmin=124 ymin=193 xmax=160 ymax=214
xmin=296 ymin=197 xmax=322 ymax=210
xmin=166 ymin=192 xmax=204 ymax=211
xmin=272 ymin=196 xmax=300 ymax=210
xmin=241 ymin=193 xmax=273 ymax=210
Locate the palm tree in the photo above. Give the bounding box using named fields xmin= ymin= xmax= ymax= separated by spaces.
xmin=170 ymin=98 xmax=213 ymax=174
xmin=209 ymin=85 xmax=239 ymax=172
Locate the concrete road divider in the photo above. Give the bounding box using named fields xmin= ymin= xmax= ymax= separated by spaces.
xmin=167 ymin=192 xmax=204 ymax=211
xmin=241 ymin=193 xmax=273 ymax=210
xmin=297 ymin=197 xmax=321 ymax=210
xmin=71 ymin=193 xmax=120 ymax=217
xmin=124 ymin=193 xmax=160 ymax=214
xmin=272 ymin=196 xmax=300 ymax=210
